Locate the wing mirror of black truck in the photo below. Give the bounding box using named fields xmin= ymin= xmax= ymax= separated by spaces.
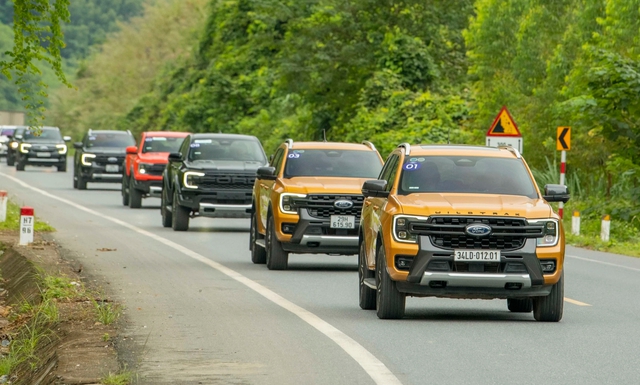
xmin=168 ymin=152 xmax=183 ymax=162
xmin=543 ymin=184 xmax=570 ymax=203
xmin=256 ymin=166 xmax=277 ymax=180
xmin=362 ymin=180 xmax=389 ymax=198
xmin=73 ymin=142 xmax=83 ymax=149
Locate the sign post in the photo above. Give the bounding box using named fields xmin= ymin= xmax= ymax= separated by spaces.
xmin=0 ymin=191 xmax=7 ymax=223
xmin=19 ymin=207 xmax=34 ymax=246
xmin=556 ymin=127 xmax=571 ymax=219
xmin=485 ymin=106 xmax=523 ymax=153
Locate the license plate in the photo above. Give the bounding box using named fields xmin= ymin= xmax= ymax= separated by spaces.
xmin=106 ymin=164 xmax=119 ymax=172
xmin=454 ymin=249 xmax=501 ymax=262
xmin=330 ymin=215 xmax=355 ymax=229
xmin=36 ymin=152 xmax=51 ymax=158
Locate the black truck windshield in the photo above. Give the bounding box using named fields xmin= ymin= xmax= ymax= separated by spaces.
xmin=24 ymin=128 xmax=62 ymax=141
xmin=188 ymin=138 xmax=266 ymax=163
xmin=86 ymin=132 xmax=135 ymax=148
xmin=398 ymin=156 xmax=538 ymax=198
xmin=284 ymin=149 xmax=382 ymax=178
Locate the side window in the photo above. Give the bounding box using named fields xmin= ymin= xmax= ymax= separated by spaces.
xmin=271 ymin=148 xmax=285 ymax=174
xmin=180 ymin=137 xmax=191 ymax=157
xmin=383 ymin=156 xmax=400 ymax=192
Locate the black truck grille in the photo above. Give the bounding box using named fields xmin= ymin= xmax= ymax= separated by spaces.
xmin=409 ymin=216 xmax=543 ymax=251
xmin=94 ymin=155 xmax=125 ymax=166
xmin=300 ymin=194 xmax=364 ymax=219
xmin=199 ymin=173 xmax=256 ymax=190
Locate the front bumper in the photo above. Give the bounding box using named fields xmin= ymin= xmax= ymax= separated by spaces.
xmin=22 ymin=154 xmax=66 ymax=166
xmin=395 ymin=236 xmax=553 ymax=299
xmin=177 ymin=189 xmax=252 ymax=219
xmin=132 ymin=178 xmax=162 ymax=197
xmin=280 ymin=210 xmax=359 ymax=255
xmin=79 ymin=165 xmax=123 ymax=182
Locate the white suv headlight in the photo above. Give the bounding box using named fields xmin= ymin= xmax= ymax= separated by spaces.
xmin=81 ymin=153 xmax=96 ymax=166
xmin=279 ymin=193 xmax=307 ymax=214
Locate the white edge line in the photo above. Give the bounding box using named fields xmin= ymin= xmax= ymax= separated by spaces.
xmin=567 ymin=254 xmax=640 ymax=273
xmin=0 ymin=172 xmax=402 ymax=385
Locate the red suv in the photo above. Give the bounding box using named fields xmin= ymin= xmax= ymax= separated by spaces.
xmin=122 ymin=131 xmax=189 ymax=208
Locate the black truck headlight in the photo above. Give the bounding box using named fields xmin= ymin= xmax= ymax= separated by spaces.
xmin=279 ymin=193 xmax=306 ymax=215
xmin=81 ymin=153 xmax=96 ymax=166
xmin=183 ymin=171 xmax=205 ymax=189
xmin=530 ymin=219 xmax=559 ymax=247
xmin=56 ymin=144 xmax=67 ymax=154
xmin=19 ymin=143 xmax=32 ymax=153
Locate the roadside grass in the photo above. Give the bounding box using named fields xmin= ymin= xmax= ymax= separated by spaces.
xmin=93 ymin=300 xmax=122 ymax=325
xmin=101 ymin=370 xmax=134 ymax=385
xmin=0 ymin=200 xmax=55 ymax=232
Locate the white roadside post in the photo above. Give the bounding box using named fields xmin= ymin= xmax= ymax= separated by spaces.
xmin=571 ymin=211 xmax=580 ymax=236
xmin=0 ymin=190 xmax=7 ymax=223
xmin=19 ymin=206 xmax=34 ymax=246
xmin=600 ymin=215 xmax=611 ymax=242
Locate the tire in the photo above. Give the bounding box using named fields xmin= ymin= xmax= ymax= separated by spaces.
xmin=359 ymin=240 xmax=376 ymax=310
xmin=266 ymin=214 xmax=288 ymax=270
xmin=7 ymin=155 xmax=14 ymax=166
xmin=121 ymin=175 xmax=130 ymax=206
xmin=129 ymin=176 xmax=142 ymax=209
xmin=160 ymin=185 xmax=172 ymax=228
xmin=77 ymin=175 xmax=87 ymax=190
xmin=171 ymin=190 xmax=190 ymax=231
xmin=376 ymin=244 xmax=405 ymax=319
xmin=533 ymin=271 xmax=564 ymax=322
xmin=508 ymin=298 xmax=533 ymax=313
xmin=15 ymin=160 xmax=25 ymax=171
xmin=73 ymin=171 xmax=78 ymax=189
xmin=250 ymin=212 xmax=266 ymax=264
xmin=57 ymin=163 xmax=66 ymax=172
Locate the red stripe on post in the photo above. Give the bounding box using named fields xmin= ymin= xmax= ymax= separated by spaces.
xmin=20 ymin=207 xmax=34 ymax=216
xmin=558 ymin=207 xmax=564 ymax=218
xmin=0 ymin=190 xmax=7 ymax=197
xmin=560 ymin=163 xmax=566 ymax=174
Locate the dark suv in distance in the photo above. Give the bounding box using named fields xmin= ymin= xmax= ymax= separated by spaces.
xmin=5 ymin=126 xmax=26 ymax=166
xmin=14 ymin=126 xmax=71 ymax=172
xmin=73 ymin=130 xmax=136 ymax=190
xmin=161 ymin=133 xmax=267 ymax=231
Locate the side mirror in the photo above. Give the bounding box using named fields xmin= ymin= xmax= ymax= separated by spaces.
xmin=543 ymin=184 xmax=570 ymax=203
xmin=126 ymin=146 xmax=138 ymax=155
xmin=168 ymin=152 xmax=183 ymax=162
xmin=14 ymin=135 xmax=22 ymax=140
xmin=362 ymin=180 xmax=389 ymax=198
xmin=63 ymin=136 xmax=72 ymax=142
xmin=73 ymin=142 xmax=83 ymax=149
xmin=257 ymin=166 xmax=277 ymax=180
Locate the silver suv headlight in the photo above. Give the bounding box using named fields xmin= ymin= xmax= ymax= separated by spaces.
xmin=279 ymin=193 xmax=306 ymax=215
xmin=529 ymin=219 xmax=559 ymax=247
xmin=393 ymin=215 xmax=430 ymax=244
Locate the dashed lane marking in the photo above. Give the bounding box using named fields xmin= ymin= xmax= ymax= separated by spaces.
xmin=0 ymin=172 xmax=403 ymax=385
xmin=567 ymin=255 xmax=640 ymax=273
xmin=564 ymin=297 xmax=591 ymax=307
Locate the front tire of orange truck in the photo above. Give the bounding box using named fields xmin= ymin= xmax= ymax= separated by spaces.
xmin=376 ymin=244 xmax=405 ymax=319
xmin=533 ymin=271 xmax=564 ymax=322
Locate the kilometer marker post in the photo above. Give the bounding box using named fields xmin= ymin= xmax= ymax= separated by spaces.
xmin=19 ymin=206 xmax=34 ymax=246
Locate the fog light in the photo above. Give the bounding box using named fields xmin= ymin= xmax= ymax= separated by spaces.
xmin=281 ymin=223 xmax=296 ymax=234
xmin=283 ymin=204 xmax=292 ymax=212
xmin=395 ymin=256 xmax=414 ymax=270
xmin=540 ymin=260 xmax=556 ymax=273
xmin=398 ymin=231 xmax=408 ymax=239
xmin=544 ymin=235 xmax=555 ymax=243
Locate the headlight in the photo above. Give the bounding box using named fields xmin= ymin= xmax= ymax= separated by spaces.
xmin=10 ymin=142 xmax=18 ymax=149
xmin=393 ymin=215 xmax=430 ymax=244
xmin=81 ymin=153 xmax=96 ymax=166
xmin=279 ymin=193 xmax=306 ymax=214
xmin=138 ymin=163 xmax=154 ymax=175
xmin=56 ymin=144 xmax=67 ymax=154
xmin=19 ymin=143 xmax=32 ymax=153
xmin=183 ymin=171 xmax=205 ymax=189
xmin=529 ymin=219 xmax=559 ymax=247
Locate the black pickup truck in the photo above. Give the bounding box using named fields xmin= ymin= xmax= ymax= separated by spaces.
xmin=161 ymin=133 xmax=267 ymax=231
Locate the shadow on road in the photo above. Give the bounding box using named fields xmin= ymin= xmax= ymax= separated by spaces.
xmin=403 ymin=307 xmax=534 ymax=322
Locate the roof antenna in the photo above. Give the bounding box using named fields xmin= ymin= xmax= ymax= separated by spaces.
xmin=322 ymin=129 xmax=327 ymax=142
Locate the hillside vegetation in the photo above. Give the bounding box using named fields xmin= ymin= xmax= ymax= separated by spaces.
xmin=48 ymin=0 xmax=640 ymax=247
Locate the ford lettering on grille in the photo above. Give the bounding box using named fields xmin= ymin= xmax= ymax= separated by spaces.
xmin=465 ymin=223 xmax=492 ymax=237
xmin=334 ymin=200 xmax=354 ymax=209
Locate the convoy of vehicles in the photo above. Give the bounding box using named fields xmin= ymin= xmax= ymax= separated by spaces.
xmin=122 ymin=131 xmax=190 ymax=208
xmin=358 ymin=144 xmax=569 ymax=321
xmin=161 ymin=133 xmax=267 ymax=231
xmin=250 ymin=140 xmax=383 ymax=270
xmin=73 ymin=130 xmax=136 ymax=190
xmin=0 ymin=126 xmax=18 ymax=158
xmin=5 ymin=125 xmax=569 ymax=322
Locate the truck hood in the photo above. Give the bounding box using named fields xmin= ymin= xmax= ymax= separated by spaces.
xmin=396 ymin=193 xmax=553 ymax=218
xmin=137 ymin=152 xmax=169 ymax=163
xmin=185 ymin=160 xmax=265 ymax=172
xmin=83 ymin=147 xmax=126 ymax=155
xmin=283 ymin=177 xmax=369 ymax=195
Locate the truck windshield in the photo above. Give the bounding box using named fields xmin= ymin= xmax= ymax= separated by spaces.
xmin=142 ymin=136 xmax=184 ymax=153
xmin=398 ymin=156 xmax=538 ymax=198
xmin=24 ymin=128 xmax=62 ymax=141
xmin=283 ymin=149 xmax=382 ymax=178
xmin=188 ymin=138 xmax=266 ymax=163
xmin=86 ymin=132 xmax=135 ymax=148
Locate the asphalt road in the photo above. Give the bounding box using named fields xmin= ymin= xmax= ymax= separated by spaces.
xmin=1 ymin=160 xmax=640 ymax=385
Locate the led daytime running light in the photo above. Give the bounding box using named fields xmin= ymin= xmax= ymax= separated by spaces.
xmin=183 ymin=171 xmax=205 ymax=189
xmin=81 ymin=153 xmax=96 ymax=166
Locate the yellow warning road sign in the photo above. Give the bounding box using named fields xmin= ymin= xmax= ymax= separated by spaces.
xmin=486 ymin=107 xmax=522 ymax=137
xmin=557 ymin=126 xmax=571 ymax=151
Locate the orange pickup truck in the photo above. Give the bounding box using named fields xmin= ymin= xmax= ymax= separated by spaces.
xmin=122 ymin=131 xmax=189 ymax=208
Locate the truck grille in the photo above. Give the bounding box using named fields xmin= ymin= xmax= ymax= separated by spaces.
xmin=300 ymin=195 xmax=364 ymax=219
xmin=199 ymin=172 xmax=256 ymax=190
xmin=145 ymin=164 xmax=166 ymax=176
xmin=409 ymin=216 xmax=543 ymax=251
xmin=94 ymin=155 xmax=125 ymax=166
